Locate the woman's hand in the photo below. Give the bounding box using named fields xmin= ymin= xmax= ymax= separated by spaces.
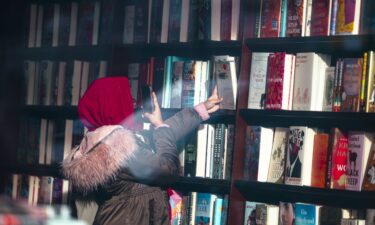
xmin=204 ymin=86 xmax=223 ymax=114
xmin=144 ymin=92 xmax=164 ymax=127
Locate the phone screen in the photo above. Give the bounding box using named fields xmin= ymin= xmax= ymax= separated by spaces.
xmin=141 ymin=85 xmax=154 ymax=113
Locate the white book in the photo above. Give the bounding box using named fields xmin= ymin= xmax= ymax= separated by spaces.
xmin=28 ymin=4 xmax=38 ymax=47
xmin=211 ymin=0 xmax=221 ymax=41
xmin=123 ymin=4 xmax=135 ymax=44
xmin=45 ymin=120 xmax=55 ymax=165
xmin=27 ymin=176 xmax=35 ymax=205
xmin=56 ymin=62 xmax=67 ymax=106
xmin=231 ymin=0 xmax=241 ymax=40
xmin=68 ymin=2 xmax=78 ymax=46
xmin=292 ymin=53 xmax=324 ymax=111
xmin=71 ymin=60 xmax=82 ymax=105
xmin=35 ymin=5 xmax=44 ymax=47
xmin=257 ymin=127 xmax=274 ymax=182
xmin=32 ymin=176 xmax=40 ymax=206
xmin=196 ymin=124 xmax=208 ymax=177
xmin=205 ymin=124 xmax=215 ymax=178
xmin=63 ymin=119 xmax=73 ymax=160
xmin=179 ymin=0 xmax=190 ymax=42
xmin=38 ymin=119 xmax=48 ymax=164
xmin=304 ymin=0 xmax=313 ymax=36
xmin=161 ymin=0 xmax=170 ymax=43
xmin=322 ymin=67 xmax=335 ymax=111
xmin=52 ymin=4 xmax=61 ymax=47
xmin=193 ymin=61 xmax=202 ymax=106
xmin=92 ymin=1 xmax=101 ymax=45
xmin=12 ymin=174 xmax=20 ymax=199
xmin=247 ymin=52 xmax=270 ymax=109
xmin=314 ymin=54 xmax=331 ymax=111
xmin=267 ymin=127 xmax=289 ymax=183
xmin=199 ymin=61 xmax=209 ymax=103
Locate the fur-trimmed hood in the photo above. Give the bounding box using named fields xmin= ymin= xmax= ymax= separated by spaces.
xmin=62 ymin=125 xmax=137 ymax=192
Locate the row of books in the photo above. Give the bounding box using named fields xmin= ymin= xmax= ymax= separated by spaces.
xmin=126 ymin=55 xmax=238 ymax=111
xmin=24 ymin=60 xmax=107 ymax=106
xmin=243 ymin=201 xmax=375 ymax=225
xmin=27 ymin=0 xmax=115 ymax=47
xmin=17 ymin=118 xmax=85 ymax=165
xmin=251 ymin=0 xmax=369 ymax=38
xmin=2 ymin=174 xmax=71 ymax=206
xmin=247 ymin=51 xmax=375 ymax=112
xmin=123 ymin=0 xmax=241 ymax=43
xmin=180 ymin=124 xmax=235 ymax=180
xmin=243 ymin=125 xmax=375 ymax=191
xmin=169 ymin=191 xmax=228 ymax=225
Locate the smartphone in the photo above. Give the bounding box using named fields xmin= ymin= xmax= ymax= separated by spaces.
xmin=141 ymin=85 xmax=154 ymax=113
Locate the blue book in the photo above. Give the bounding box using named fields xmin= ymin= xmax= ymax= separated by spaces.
xmin=295 ymin=203 xmax=319 ymax=225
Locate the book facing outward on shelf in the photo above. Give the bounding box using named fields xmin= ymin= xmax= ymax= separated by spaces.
xmin=311 ymin=133 xmax=329 ymax=188
xmin=362 ymin=142 xmax=375 ymax=191
xmin=267 ymin=127 xmax=289 ymax=184
xmin=346 ymin=132 xmax=372 ymax=191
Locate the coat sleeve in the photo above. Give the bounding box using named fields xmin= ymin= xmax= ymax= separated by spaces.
xmin=126 ymin=108 xmax=203 ymax=185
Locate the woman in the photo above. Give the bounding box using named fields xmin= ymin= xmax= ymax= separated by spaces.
xmin=62 ymin=76 xmax=222 ymax=225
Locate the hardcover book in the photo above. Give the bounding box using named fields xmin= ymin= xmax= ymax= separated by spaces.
xmin=362 ymin=142 xmax=375 ymax=191
xmin=310 ymin=0 xmax=332 ymax=36
xmin=260 ymin=0 xmax=282 ymax=37
xmin=340 ymin=58 xmax=363 ymax=112
xmin=267 ymin=127 xmax=289 ymax=183
xmin=327 ymin=128 xmax=348 ymax=189
xmin=311 ymin=133 xmax=329 ymax=188
xmin=286 ymin=0 xmax=308 ymax=37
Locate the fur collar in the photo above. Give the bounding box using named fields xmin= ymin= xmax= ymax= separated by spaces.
xmin=62 ymin=125 xmax=137 ymax=192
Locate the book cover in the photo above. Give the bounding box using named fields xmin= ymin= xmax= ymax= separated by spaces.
xmin=285 ymin=126 xmax=316 ymax=185
xmin=123 ymin=1 xmax=136 ymax=44
xmin=134 ymin=0 xmax=149 ymax=43
xmin=327 ymin=128 xmax=348 ymax=189
xmin=168 ymin=0 xmax=182 ymax=42
xmin=99 ymin=0 xmax=115 ymax=44
xmin=346 ymin=132 xmax=372 ymax=191
xmin=362 ymin=142 xmax=375 ymax=191
xmin=319 ymin=206 xmax=343 ymax=225
xmin=169 ymin=189 xmax=183 ymax=225
xmin=243 ymin=126 xmax=260 ymax=181
xmin=198 ymin=0 xmax=211 ymax=40
xmin=279 ymin=202 xmax=295 ymax=225
xmin=244 ymin=201 xmax=257 ymax=225
xmin=341 ymin=58 xmax=363 ymax=112
xmin=294 ymin=203 xmax=319 ymax=225
xmin=267 ymin=127 xmax=289 ymax=183
xmin=38 ymin=176 xmax=53 ymax=204
xmin=214 ymin=56 xmax=237 ymax=110
xmin=170 ymin=61 xmax=184 ymax=108
xmin=255 ymin=204 xmax=267 ymax=225
xmin=286 ymin=0 xmax=307 ymax=37
xmin=184 ymin=129 xmax=197 ymax=177
xmin=41 ymin=4 xmax=55 ymax=47
xmin=76 ymin=1 xmax=96 ymax=45
xmin=220 ymin=0 xmax=232 ymax=41
xmin=335 ymin=0 xmax=361 ymax=35
xmin=181 ymin=60 xmax=196 ymax=108
xmin=247 ymin=52 xmax=270 ymax=109
xmin=310 ymin=0 xmax=332 ymax=36
xmin=322 ymin=67 xmax=336 ymax=111
xmin=260 ymin=0 xmax=282 ymax=37
xmin=195 ymin=193 xmax=215 ymax=225
xmin=149 ymin=0 xmax=164 ymax=43
xmin=311 ymin=133 xmax=329 ymax=188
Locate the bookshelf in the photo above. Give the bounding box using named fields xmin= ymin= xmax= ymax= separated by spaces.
xmin=1 ymin=0 xmax=375 ymax=224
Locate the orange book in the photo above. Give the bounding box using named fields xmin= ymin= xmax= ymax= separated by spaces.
xmin=311 ymin=133 xmax=329 ymax=188
xmin=362 ymin=143 xmax=375 ymax=191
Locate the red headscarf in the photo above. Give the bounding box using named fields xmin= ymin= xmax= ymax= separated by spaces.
xmin=78 ymin=76 xmax=135 ymax=131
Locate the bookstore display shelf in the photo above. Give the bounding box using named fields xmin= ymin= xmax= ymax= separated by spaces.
xmin=235 ymin=180 xmax=375 ymax=209
xmin=161 ymin=108 xmax=236 ymax=124
xmin=20 ymin=105 xmax=78 ymax=119
xmin=114 ymin=41 xmax=242 ymax=61
xmin=245 ymin=35 xmax=375 ymax=54
xmin=240 ymin=109 xmax=375 ymax=131
xmin=15 ymin=45 xmax=113 ymax=61
xmin=0 ymin=164 xmax=61 ymax=178
xmin=167 ymin=177 xmax=230 ymax=195
xmin=0 ymin=163 xmax=230 ymax=195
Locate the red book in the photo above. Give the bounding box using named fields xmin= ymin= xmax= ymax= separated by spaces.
xmin=286 ymin=0 xmax=307 ymax=37
xmin=311 ymin=133 xmax=329 ymax=188
xmin=327 ymin=128 xmax=348 ymax=190
xmin=220 ymin=0 xmax=232 ymax=41
xmin=310 ymin=0 xmax=332 ymax=36
xmin=260 ymin=0 xmax=282 ymax=37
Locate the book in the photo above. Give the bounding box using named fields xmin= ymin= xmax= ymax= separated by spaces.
xmin=311 ymin=133 xmax=329 ymax=188
xmin=244 ymin=201 xmax=257 ymax=225
xmin=285 ymin=126 xmax=316 ymax=186
xmin=260 ymin=0 xmax=282 ymax=37
xmin=335 ymin=0 xmax=362 ymax=35
xmin=294 ymin=203 xmax=320 ymax=225
xmin=326 ymin=128 xmax=348 ymax=189
xmin=195 ymin=193 xmax=216 ymax=225
xmin=346 ymin=132 xmax=372 ymax=191
xmin=267 ymin=127 xmax=289 ymax=183
xmin=341 ymin=58 xmax=363 ymax=112
xmin=123 ymin=1 xmax=136 ymax=44
xmin=265 ymin=52 xmax=295 ymax=110
xmin=27 ymin=4 xmax=38 ymax=47
xmin=362 ymin=142 xmax=375 ymax=191
xmin=310 ymin=0 xmax=332 ymax=36
xmin=279 ymin=202 xmax=295 ymax=225
xmin=247 ymin=52 xmax=270 ymax=109
xmin=322 ymin=67 xmax=336 ymax=111
xmin=286 ymin=0 xmax=308 ymax=37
